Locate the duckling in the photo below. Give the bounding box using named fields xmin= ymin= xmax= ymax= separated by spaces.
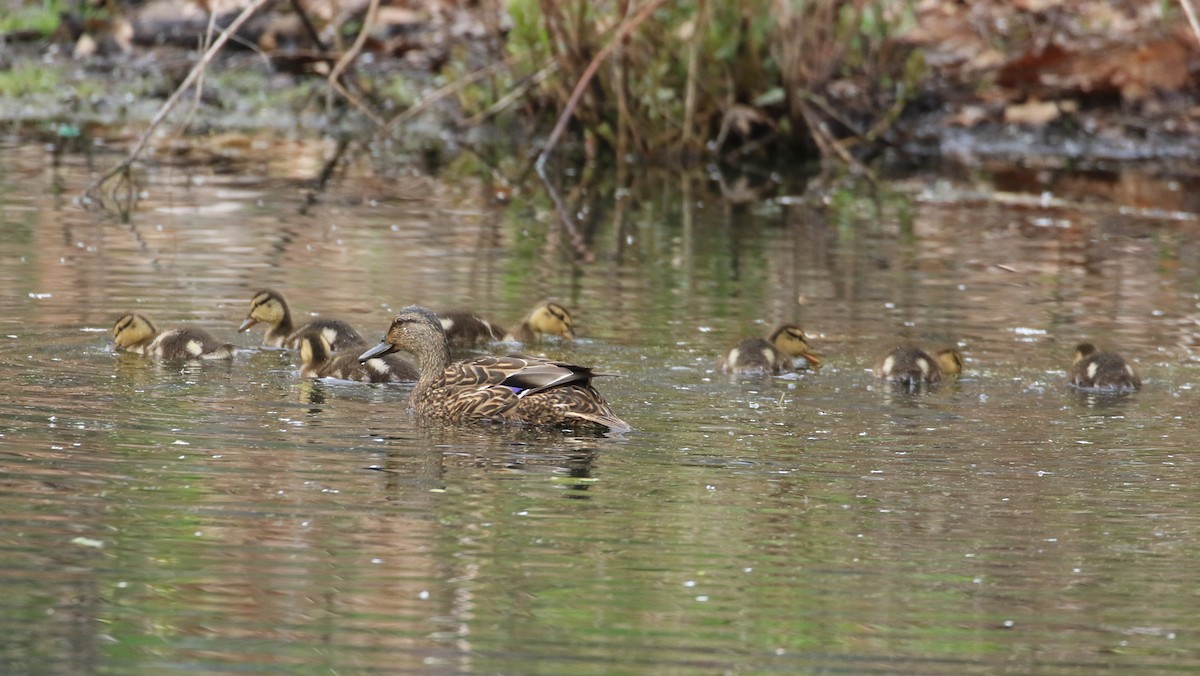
xmin=238 ymin=289 xmax=366 ymax=351
xmin=718 ymin=324 xmax=823 ymax=375
xmin=875 ymin=345 xmax=963 ymax=390
xmin=1069 ymin=342 xmax=1140 ymax=391
xmin=359 ymin=306 xmax=628 ymax=432
xmin=439 ymin=301 xmax=576 ymax=347
xmin=297 ymin=331 xmax=418 ymax=383
xmin=112 ymin=313 xmax=236 ymax=360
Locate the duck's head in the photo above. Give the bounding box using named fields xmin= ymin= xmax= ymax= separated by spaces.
xmin=238 ymin=289 xmax=287 ymax=332
xmin=936 ymin=348 xmax=964 ymax=376
xmin=1073 ymin=342 xmax=1098 ymax=363
xmin=358 ymin=306 xmax=443 ymax=362
xmin=112 ymin=313 xmax=157 ymax=348
xmin=297 ymin=330 xmax=333 ymax=367
xmin=526 ymin=301 xmax=575 ymax=340
xmin=769 ymin=324 xmax=822 ymax=368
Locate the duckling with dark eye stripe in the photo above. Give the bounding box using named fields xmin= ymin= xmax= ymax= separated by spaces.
xmin=238 ymin=289 xmax=366 ymax=351
xmin=112 ymin=313 xmax=236 ymax=360
xmin=875 ymin=345 xmax=963 ymax=390
xmin=1069 ymin=342 xmax=1140 ymax=392
xmin=297 ymin=331 xmax=418 ymax=383
xmin=440 ymin=301 xmax=575 ymax=347
xmin=718 ymin=324 xmax=822 ymax=375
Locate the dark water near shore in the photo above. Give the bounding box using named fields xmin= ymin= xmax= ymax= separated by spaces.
xmin=3 ymin=140 xmax=1200 ymax=673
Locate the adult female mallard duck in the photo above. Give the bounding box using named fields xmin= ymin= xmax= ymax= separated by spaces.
xmin=297 ymin=331 xmax=417 ymax=383
xmin=1069 ymin=342 xmax=1141 ymax=391
xmin=238 ymin=289 xmax=366 ymax=351
xmin=874 ymin=345 xmax=963 ymax=390
xmin=718 ymin=324 xmax=823 ymax=375
xmin=359 ymin=306 xmax=629 ymax=432
xmin=112 ymin=313 xmax=236 ymax=360
xmin=439 ymin=301 xmax=575 ymax=347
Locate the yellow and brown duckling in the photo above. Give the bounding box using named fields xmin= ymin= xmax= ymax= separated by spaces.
xmin=238 ymin=289 xmax=366 ymax=351
xmin=718 ymin=324 xmax=823 ymax=375
xmin=297 ymin=331 xmax=417 ymax=383
xmin=112 ymin=313 xmax=236 ymax=360
xmin=874 ymin=345 xmax=963 ymax=390
xmin=359 ymin=305 xmax=628 ymax=432
xmin=439 ymin=301 xmax=576 ymax=347
xmin=1068 ymin=342 xmax=1141 ymax=392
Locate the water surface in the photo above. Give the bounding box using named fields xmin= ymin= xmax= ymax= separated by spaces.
xmin=2 ymin=142 xmax=1200 ymax=673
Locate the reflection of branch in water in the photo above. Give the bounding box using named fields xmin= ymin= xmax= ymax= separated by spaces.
xmin=535 ymin=163 xmax=594 ymax=262
xmin=300 ymin=137 xmax=353 ymax=214
xmin=82 ymin=0 xmax=273 ymax=213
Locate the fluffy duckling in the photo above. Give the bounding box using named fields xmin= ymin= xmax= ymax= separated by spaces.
xmin=875 ymin=345 xmax=963 ymax=390
xmin=297 ymin=331 xmax=417 ymax=383
xmin=359 ymin=306 xmax=628 ymax=432
xmin=112 ymin=313 xmax=236 ymax=360
xmin=439 ymin=301 xmax=575 ymax=347
xmin=718 ymin=324 xmax=823 ymax=375
xmin=238 ymin=289 xmax=366 ymax=351
xmin=1069 ymin=342 xmax=1140 ymax=392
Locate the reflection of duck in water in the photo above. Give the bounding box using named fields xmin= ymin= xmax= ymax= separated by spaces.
xmin=238 ymin=289 xmax=366 ymax=351
xmin=112 ymin=313 xmax=236 ymax=360
xmin=360 ymin=306 xmax=629 ymax=432
xmin=297 ymin=331 xmax=417 ymax=383
xmin=1068 ymin=342 xmax=1140 ymax=392
xmin=438 ymin=301 xmax=576 ymax=347
xmin=718 ymin=324 xmax=822 ymax=375
xmin=874 ymin=346 xmax=963 ymax=390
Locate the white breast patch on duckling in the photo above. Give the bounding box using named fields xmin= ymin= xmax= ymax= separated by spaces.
xmin=726 ymin=347 xmax=741 ymax=365
xmin=1126 ymin=365 xmax=1135 ymax=377
xmin=760 ymin=348 xmax=776 ymax=366
xmin=186 ymin=340 xmax=204 ymax=357
xmin=367 ymin=359 xmax=390 ymax=375
xmin=881 ymin=355 xmax=895 ymax=375
xmin=439 ymin=318 xmax=455 ymax=331
xmin=917 ymin=357 xmax=930 ymax=376
xmin=322 ymin=327 xmax=339 ymax=346
xmin=1087 ymin=362 xmax=1099 ymax=380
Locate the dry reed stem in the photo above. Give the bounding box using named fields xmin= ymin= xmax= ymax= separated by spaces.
xmin=536 ymin=0 xmax=670 ymax=172
xmin=327 ymin=0 xmax=384 ymax=126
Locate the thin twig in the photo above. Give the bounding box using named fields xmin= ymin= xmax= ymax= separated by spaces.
xmin=82 ymin=0 xmax=273 ymax=208
xmin=535 ymin=0 xmax=670 ymax=172
xmin=327 ymin=0 xmax=384 ymax=126
xmin=289 ymin=0 xmax=328 ymax=51
xmin=378 ymin=56 xmax=514 ymax=136
xmin=461 ymin=60 xmax=558 ymax=127
xmin=680 ymin=0 xmax=707 ymax=151
xmin=1182 ymin=0 xmax=1200 ymax=46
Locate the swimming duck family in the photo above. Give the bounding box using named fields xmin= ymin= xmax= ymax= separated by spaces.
xmin=359 ymin=305 xmax=629 ymax=432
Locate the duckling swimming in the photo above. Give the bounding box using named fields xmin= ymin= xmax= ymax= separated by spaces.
xmin=718 ymin=324 xmax=822 ymax=375
xmin=112 ymin=313 xmax=236 ymax=360
xmin=360 ymin=306 xmax=628 ymax=432
xmin=1068 ymin=342 xmax=1140 ymax=392
xmin=297 ymin=331 xmax=417 ymax=383
xmin=439 ymin=301 xmax=575 ymax=347
xmin=875 ymin=345 xmax=963 ymax=390
xmin=238 ymin=289 xmax=366 ymax=351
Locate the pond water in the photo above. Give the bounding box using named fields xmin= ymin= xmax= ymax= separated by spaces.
xmin=3 ymin=137 xmax=1200 ymax=674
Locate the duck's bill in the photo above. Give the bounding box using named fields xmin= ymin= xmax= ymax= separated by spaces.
xmin=562 ymin=328 xmax=576 ymax=340
xmin=358 ymin=342 xmax=396 ymax=362
xmin=802 ymin=352 xmax=823 ymax=369
xmin=237 ymin=317 xmax=258 ymax=332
